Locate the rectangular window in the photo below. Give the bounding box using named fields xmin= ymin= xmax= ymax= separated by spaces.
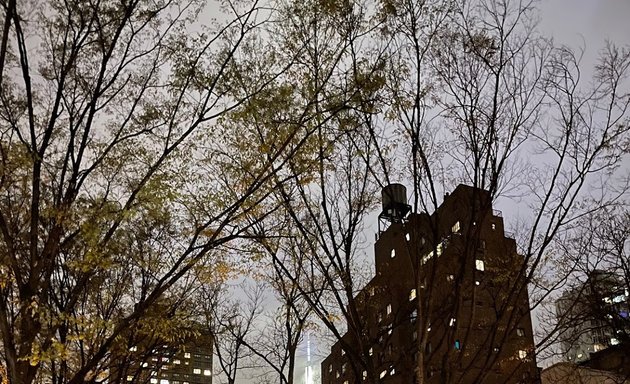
xmin=362 ymin=371 xmax=367 ymax=380
xmin=447 ymin=274 xmax=454 ymax=282
xmin=449 ymin=318 xmax=456 ymax=327
xmin=409 ymin=289 xmax=417 ymax=301
xmin=203 ymin=370 xmax=211 ymax=376
xmin=518 ymin=350 xmax=527 ymax=360
xmin=369 ymin=347 xmax=373 ymax=356
xmin=391 ymin=249 xmax=396 ymax=258
xmin=193 ymin=369 xmax=201 ymax=375
xmin=342 ymin=363 xmax=347 ymax=373
xmin=476 ymin=259 xmax=485 ymax=271
xmin=452 ymin=221 xmax=460 ymax=233
xmin=380 ymin=370 xmax=387 ymax=379
xmin=405 ymin=233 xmax=410 ymax=241
xmin=454 ymin=340 xmax=461 ymax=350
xmin=184 ymin=352 xmax=191 ymax=359
xmin=516 ymin=328 xmax=525 ymax=337
xmin=386 ymin=304 xmax=392 ymax=315
xmin=491 ymin=223 xmax=496 ymax=230
xmin=341 ymin=349 xmax=345 ymax=356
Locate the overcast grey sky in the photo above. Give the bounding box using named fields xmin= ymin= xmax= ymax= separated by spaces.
xmin=538 ymin=0 xmax=630 ymax=68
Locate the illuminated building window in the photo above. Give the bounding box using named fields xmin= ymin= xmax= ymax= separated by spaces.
xmin=611 ymin=337 xmax=620 ymax=345
xmin=475 ymin=280 xmax=480 ymax=286
xmin=127 ymin=377 xmax=133 ymax=382
xmin=150 ymin=380 xmax=157 ymax=384
xmin=329 ymin=365 xmax=332 ymax=373
xmin=449 ymin=318 xmax=456 ymax=327
xmin=369 ymin=347 xmax=373 ymax=356
xmin=362 ymin=371 xmax=367 ymax=380
xmin=380 ymin=370 xmax=387 ymax=379
xmin=391 ymin=249 xmax=396 ymax=258
xmin=516 ymin=328 xmax=525 ymax=337
xmin=336 ymin=371 xmax=340 ymax=378
xmin=173 ymin=359 xmax=181 ymax=365
xmin=447 ymin=274 xmax=454 ymax=282
xmin=476 ymin=259 xmax=485 ymax=271
xmin=405 ymin=233 xmax=410 ymax=241
xmin=386 ymin=304 xmax=392 ymax=315
xmin=491 ymin=223 xmax=496 ymax=230
xmin=184 ymin=352 xmax=191 ymax=359
xmin=390 ymin=366 xmax=396 ymax=375
xmin=203 ymin=370 xmax=211 ymax=376
xmin=409 ymin=289 xmax=417 ymax=300
xmin=341 ymin=349 xmax=345 ymax=356
xmin=411 ymin=309 xmax=417 ymax=322
xmin=454 ymin=340 xmax=461 ymax=350
xmin=160 ymin=380 xmax=169 ymax=384
xmin=193 ymin=369 xmax=201 ymax=375
xmin=452 ymin=221 xmax=460 ymax=233
xmin=342 ymin=363 xmax=347 ymax=373
xmin=518 ymin=350 xmax=527 ymax=360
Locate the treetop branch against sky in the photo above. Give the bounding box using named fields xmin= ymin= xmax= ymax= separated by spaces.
xmin=0 ymin=0 xmax=628 ymax=384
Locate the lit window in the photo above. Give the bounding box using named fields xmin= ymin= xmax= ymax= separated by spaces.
xmin=129 ymin=346 xmax=138 ymax=352
xmin=427 ymin=324 xmax=431 ymax=332
xmin=405 ymin=233 xmax=410 ymax=241
xmin=380 ymin=370 xmax=387 ymax=379
xmin=150 ymin=379 xmax=157 ymax=384
xmin=336 ymin=371 xmax=340 ymax=378
xmin=413 ymin=330 xmax=417 ymax=340
xmin=449 ymin=318 xmax=456 ymax=327
xmin=369 ymin=287 xmax=375 ymax=296
xmin=341 ymin=349 xmax=345 ymax=356
xmin=452 ymin=221 xmax=460 ymax=233
xmin=342 ymin=363 xmax=347 ymax=373
xmin=409 ymin=289 xmax=417 ymax=300
xmin=611 ymin=337 xmax=620 ymax=345
xmin=386 ymin=304 xmax=392 ymax=315
xmin=193 ymin=369 xmax=201 ymax=375
xmin=203 ymin=370 xmax=211 ymax=376
xmin=516 ymin=328 xmax=525 ymax=337
xmin=421 ymin=237 xmax=426 ymax=245
xmin=184 ymin=352 xmax=191 ymax=359
xmin=411 ymin=309 xmax=417 ymax=321
xmin=160 ymin=380 xmax=169 ymax=384
xmin=173 ymin=359 xmax=180 ymax=365
xmin=362 ymin=371 xmax=367 ymax=380
xmin=378 ymin=313 xmax=383 ymax=322
xmin=329 ymin=365 xmax=333 ymax=373
xmin=391 ymin=249 xmax=396 ymax=258
xmin=127 ymin=377 xmax=133 ymax=382
xmin=390 ymin=366 xmax=396 ymax=375
xmin=344 ymin=381 xmax=348 ymax=384
xmin=142 ymin=362 xmax=148 ymax=367
xmin=518 ymin=350 xmax=527 ymax=360
xmin=475 ymin=281 xmax=480 ymax=286
xmin=491 ymin=223 xmax=496 ymax=230
xmin=476 ymin=259 xmax=485 ymax=271
xmin=369 ymin=347 xmax=373 ymax=356
xmin=454 ymin=340 xmax=461 ymax=350
xmin=493 ymin=347 xmax=499 ymax=353
xmin=447 ymin=274 xmax=454 ymax=282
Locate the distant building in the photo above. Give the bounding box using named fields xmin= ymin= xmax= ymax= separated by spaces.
xmin=321 ymin=184 xmax=539 ymax=383
xmin=555 ymin=270 xmax=629 ymax=363
xmin=109 ymin=327 xmax=213 ymax=384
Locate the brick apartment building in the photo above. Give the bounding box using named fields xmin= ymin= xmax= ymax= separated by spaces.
xmin=321 ymin=184 xmax=539 ymax=384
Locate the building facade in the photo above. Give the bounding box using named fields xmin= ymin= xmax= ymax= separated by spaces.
xmin=109 ymin=328 xmax=213 ymax=384
xmin=321 ymin=184 xmax=539 ymax=384
xmin=555 ymin=270 xmax=629 ymax=363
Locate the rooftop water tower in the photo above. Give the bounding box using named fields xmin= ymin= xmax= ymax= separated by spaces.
xmin=378 ymin=184 xmax=411 ymax=233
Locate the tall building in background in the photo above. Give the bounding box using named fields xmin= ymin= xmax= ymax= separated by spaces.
xmin=109 ymin=327 xmax=213 ymax=384
xmin=321 ymin=184 xmax=539 ymax=384
xmin=555 ymin=270 xmax=629 ymax=363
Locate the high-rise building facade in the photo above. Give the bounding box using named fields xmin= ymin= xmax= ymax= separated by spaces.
xmin=321 ymin=184 xmax=539 ymax=384
xmin=555 ymin=270 xmax=629 ymax=363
